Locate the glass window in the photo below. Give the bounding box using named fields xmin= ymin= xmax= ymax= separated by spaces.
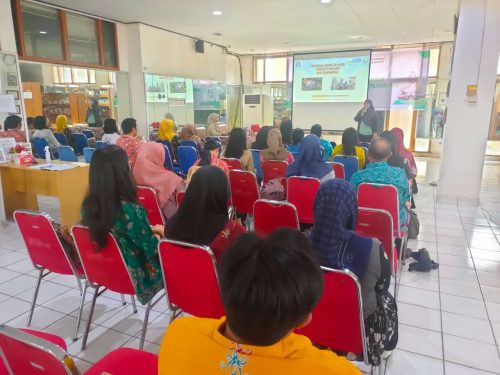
xmin=265 ymin=57 xmax=287 ymax=82
xmin=21 ymin=0 xmax=64 ymax=60
xmin=254 ymin=58 xmax=264 ymax=82
xmin=101 ymin=21 xmax=117 ymax=67
xmin=66 ymin=14 xmax=99 ymax=64
xmin=428 ymin=48 xmax=440 ymax=77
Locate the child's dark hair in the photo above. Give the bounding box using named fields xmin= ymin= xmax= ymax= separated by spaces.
xmin=310 ymin=124 xmax=322 ymax=138
xmin=218 ymin=228 xmax=324 ymax=346
xmin=199 ymin=139 xmax=219 ymax=166
xmin=103 ymin=118 xmax=118 ymax=134
xmin=4 ymin=115 xmax=22 ymax=130
xmin=291 ymin=128 xmax=305 ymax=145
xmin=121 ymin=118 xmax=137 ymax=135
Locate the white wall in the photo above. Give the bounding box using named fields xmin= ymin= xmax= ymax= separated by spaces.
xmin=0 ymin=0 xmax=17 ymax=53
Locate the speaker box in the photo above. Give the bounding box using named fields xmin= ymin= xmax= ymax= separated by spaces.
xmin=195 ymin=40 xmax=204 ymax=53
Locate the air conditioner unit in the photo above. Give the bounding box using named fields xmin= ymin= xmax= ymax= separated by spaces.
xmin=242 ymin=94 xmax=273 ymax=127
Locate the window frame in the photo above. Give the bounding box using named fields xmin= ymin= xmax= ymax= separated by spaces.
xmin=253 ymin=55 xmax=289 ymax=83
xmin=12 ymin=0 xmax=119 ymax=70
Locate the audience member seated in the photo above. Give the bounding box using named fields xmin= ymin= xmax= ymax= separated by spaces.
xmin=55 ymin=115 xmax=76 ymax=150
xmin=207 ymin=113 xmax=223 ymax=136
xmin=27 ymin=116 xmax=35 ymax=140
xmin=158 ymin=118 xmax=177 ymax=143
xmin=287 ymin=128 xmax=304 ymax=154
xmin=102 ymin=118 xmax=120 ymax=145
xmin=133 ymin=142 xmax=184 ymax=220
xmin=261 ymin=128 xmax=294 ymax=164
xmin=391 ymin=127 xmax=417 ymax=179
xmin=350 ymin=138 xmax=410 ymax=228
xmin=0 ymin=115 xmax=26 ymax=142
xmin=166 ymin=165 xmax=244 ymax=260
xmin=81 ymin=145 xmax=164 ymax=304
xmin=379 ymin=131 xmax=410 ymax=177
xmin=180 ymin=124 xmax=203 ymax=149
xmin=310 ymin=124 xmax=333 ymax=161
xmin=159 ymin=228 xmax=360 ymax=374
xmin=286 ymin=134 xmax=335 ymax=183
xmin=332 ymin=127 xmax=366 ymax=169
xmin=188 ymin=139 xmax=229 ymax=184
xmin=251 ymin=126 xmax=272 ymax=150
xmin=280 ymin=117 xmax=293 ymax=145
xmin=221 ymin=128 xmax=255 ymax=172
xmin=310 ymin=179 xmax=398 ymax=365
xmin=33 ymin=116 xmax=60 ymax=153
xmin=116 ymin=118 xmax=142 ymax=169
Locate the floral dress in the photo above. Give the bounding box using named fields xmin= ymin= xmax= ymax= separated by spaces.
xmin=112 ymin=202 xmax=163 ymax=305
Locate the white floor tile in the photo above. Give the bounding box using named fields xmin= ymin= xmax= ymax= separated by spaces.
xmin=44 ymin=314 xmax=97 ymax=344
xmin=385 ymin=350 xmax=444 ymax=375
xmin=0 ymin=274 xmax=37 ymax=296
xmin=438 ymin=265 xmax=478 ymax=284
xmin=444 ymin=362 xmax=496 ymax=375
xmin=438 ymin=244 xmax=471 ymax=258
xmin=0 ymin=268 xmax=23 ymax=284
xmin=123 ymin=336 xmax=161 ymax=354
xmin=439 ymin=278 xmax=483 ymax=300
xmin=481 ymin=285 xmax=500 ymax=304
xmin=474 ymin=259 xmax=500 ymax=274
xmin=0 ymin=297 xmax=31 ymax=324
xmin=441 ymin=311 xmax=495 ymax=344
xmin=397 ymin=285 xmax=440 ymax=310
xmin=437 ymin=254 xmax=475 ymax=269
xmin=398 ymin=324 xmax=443 ymax=359
xmin=0 ymin=251 xmax=28 ymax=266
xmin=6 ymin=306 xmax=66 ymax=331
xmin=400 ymin=272 xmax=439 ymax=292
xmin=16 ymin=281 xmax=70 ymax=305
xmin=443 ymin=334 xmax=500 ymax=373
xmin=42 ymin=288 xmax=90 ymax=315
xmin=99 ymin=304 xmax=162 ymax=337
xmin=486 ymin=302 xmax=500 ymax=323
xmin=477 ymin=271 xmax=500 ymax=288
xmin=69 ymin=295 xmax=129 ymax=326
xmin=440 ymin=294 xmax=488 ymax=320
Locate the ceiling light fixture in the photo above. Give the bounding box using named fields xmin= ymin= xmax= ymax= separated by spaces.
xmin=320 ymin=0 xmax=332 ymax=3
xmin=212 ymin=10 xmax=222 ymax=16
xmin=39 ymin=30 xmax=47 ymax=34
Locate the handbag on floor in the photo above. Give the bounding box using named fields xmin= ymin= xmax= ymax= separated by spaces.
xmin=407 ymin=210 xmax=420 ymax=239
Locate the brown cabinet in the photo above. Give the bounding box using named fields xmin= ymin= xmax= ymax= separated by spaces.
xmin=22 ymin=82 xmax=43 ymax=117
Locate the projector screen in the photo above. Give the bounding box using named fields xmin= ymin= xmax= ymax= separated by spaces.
xmin=292 ymin=50 xmax=371 ymax=131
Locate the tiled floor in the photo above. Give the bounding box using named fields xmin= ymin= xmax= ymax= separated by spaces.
xmin=0 ymin=157 xmax=499 ymax=374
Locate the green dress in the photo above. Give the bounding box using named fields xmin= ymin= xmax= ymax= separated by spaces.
xmin=112 ymin=202 xmax=163 ymax=305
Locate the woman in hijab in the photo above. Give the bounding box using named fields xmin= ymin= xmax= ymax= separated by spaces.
xmin=286 ymin=134 xmax=334 ymax=183
xmin=55 ymin=115 xmax=76 ymax=149
xmin=166 ymin=166 xmax=245 ymax=260
xmin=355 ymin=99 xmax=378 ymax=142
xmin=158 ymin=118 xmax=177 ymax=142
xmin=206 ymin=113 xmax=221 ymax=136
xmin=180 ymin=124 xmax=202 ymax=149
xmin=133 ymin=142 xmax=184 ymax=219
xmin=390 ymin=128 xmax=417 ymax=178
xmin=310 ymin=179 xmax=398 ymax=366
xmin=261 ymin=128 xmax=294 ymax=164
xmin=251 ymin=126 xmax=271 ymax=150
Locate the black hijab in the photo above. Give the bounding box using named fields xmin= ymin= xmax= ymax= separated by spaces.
xmin=166 ymin=165 xmax=229 ymax=245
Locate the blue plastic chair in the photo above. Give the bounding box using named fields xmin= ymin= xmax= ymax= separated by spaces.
xmin=251 ymin=149 xmax=263 ymax=181
xmin=83 ymin=147 xmax=95 ymax=163
xmin=57 ymin=146 xmax=78 ymax=162
xmin=82 ymin=130 xmax=94 ymax=139
xmin=96 ymin=141 xmax=108 ymax=149
xmin=177 ymin=146 xmax=198 ymax=174
xmin=73 ymin=133 xmax=89 ymax=155
xmin=180 ymin=140 xmax=198 ymax=149
xmin=54 ymin=133 xmax=68 ymax=146
xmin=163 ymin=145 xmax=183 ymax=174
xmin=32 ymin=138 xmax=49 ymax=158
xmin=333 ymin=155 xmax=359 ymax=182
xmin=157 ymin=140 xmax=175 ymax=161
xmin=205 ymin=136 xmax=221 ymax=143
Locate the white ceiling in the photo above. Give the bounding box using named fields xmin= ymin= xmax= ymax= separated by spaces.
xmin=40 ymin=0 xmax=459 ymax=54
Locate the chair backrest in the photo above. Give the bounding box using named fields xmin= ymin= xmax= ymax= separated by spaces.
xmin=14 ymin=210 xmax=76 ymax=276
xmin=229 ymin=170 xmax=260 ymax=215
xmin=82 ymin=130 xmax=94 ymax=139
xmin=160 ymin=144 xmax=174 ymax=171
xmin=328 ymin=162 xmax=345 ymax=179
xmin=176 ymin=191 xmax=185 ymax=207
xmin=157 ymin=140 xmax=175 ymax=160
xmin=0 ymin=325 xmax=78 ymax=375
xmin=253 ymin=199 xmax=299 ymax=235
xmin=54 ymin=133 xmax=68 ymax=146
xmin=32 ymin=137 xmax=49 ymax=158
xmin=221 ymin=158 xmax=242 ymax=171
xmin=333 ymin=155 xmax=358 ymax=181
xmin=286 ymin=176 xmax=320 ymax=224
xmin=180 ymin=140 xmax=197 ymax=149
xmin=356 ymin=208 xmax=396 ymax=273
xmin=250 ymin=149 xmax=263 ymax=179
xmin=95 ymin=141 xmax=108 ymax=149
xmin=357 ymin=183 xmax=400 ymax=237
xmin=177 ymin=146 xmax=198 ymax=174
xmin=83 ymin=147 xmax=95 ymax=163
xmin=262 ymin=160 xmax=288 ymax=184
xmin=71 ymin=225 xmax=135 ymax=295
xmin=73 ymin=133 xmax=89 ymax=155
xmin=296 ymin=268 xmax=366 ymax=359
xmin=136 ymin=186 xmax=165 ymax=226
xmin=359 ymin=142 xmax=370 ymax=149
xmin=158 ymin=240 xmax=224 ymax=319
xmin=57 ymin=146 xmax=78 ymax=162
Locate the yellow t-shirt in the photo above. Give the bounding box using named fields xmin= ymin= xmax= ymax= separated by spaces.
xmin=158 ymin=317 xmax=361 ymax=375
xmin=332 ymin=145 xmax=366 ymax=169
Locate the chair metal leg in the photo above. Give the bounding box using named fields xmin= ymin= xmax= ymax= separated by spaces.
xmin=73 ymin=281 xmax=88 ymax=341
xmin=81 ymin=286 xmax=100 ymax=350
xmin=131 ymin=295 xmax=137 ymax=313
xmin=75 ymin=276 xmax=83 ymax=295
xmin=120 ymin=294 xmax=126 ymax=306
xmin=139 ymin=300 xmax=152 ymax=350
xmin=169 ymin=307 xmax=183 ymax=324
xmin=27 ymin=268 xmax=44 ymax=326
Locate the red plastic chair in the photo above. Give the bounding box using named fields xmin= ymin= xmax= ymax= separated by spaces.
xmin=295 ymin=268 xmax=372 ymax=369
xmin=137 ymin=186 xmax=165 ymax=226
xmin=71 ymin=225 xmax=164 ymax=350
xmin=0 ymin=325 xmax=158 ymax=375
xmin=262 ymin=160 xmax=288 ymax=184
xmin=286 ymin=176 xmax=320 ymax=224
xmin=158 ymin=239 xmax=225 ymax=323
xmin=229 ymin=170 xmax=260 ymax=215
xmin=221 ymin=158 xmax=242 ymax=170
xmin=14 ymin=210 xmax=86 ymax=342
xmin=176 ymin=191 xmax=185 ymax=207
xmin=253 ymin=199 xmax=299 ymax=235
xmin=328 ymin=162 xmax=345 ymax=179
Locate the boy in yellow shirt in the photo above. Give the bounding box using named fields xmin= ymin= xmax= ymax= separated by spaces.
xmin=158 ymin=229 xmax=361 ymax=374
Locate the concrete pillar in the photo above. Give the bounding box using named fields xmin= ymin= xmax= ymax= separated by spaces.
xmin=437 ymin=0 xmax=500 ymax=205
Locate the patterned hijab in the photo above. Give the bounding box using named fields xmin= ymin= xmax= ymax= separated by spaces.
xmin=310 ymin=179 xmax=372 ymax=280
xmin=286 ymin=134 xmax=331 ymax=180
xmin=262 ymin=128 xmax=289 ymax=161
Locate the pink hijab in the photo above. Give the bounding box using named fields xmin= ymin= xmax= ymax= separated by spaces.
xmin=390 ymin=127 xmax=417 ymax=172
xmin=133 ymin=142 xmax=182 ymax=207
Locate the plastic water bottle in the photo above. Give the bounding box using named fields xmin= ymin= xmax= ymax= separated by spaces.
xmin=44 ymin=146 xmax=51 ymax=163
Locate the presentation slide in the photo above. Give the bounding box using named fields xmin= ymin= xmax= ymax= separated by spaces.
xmin=293 ymin=51 xmax=371 ymax=103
